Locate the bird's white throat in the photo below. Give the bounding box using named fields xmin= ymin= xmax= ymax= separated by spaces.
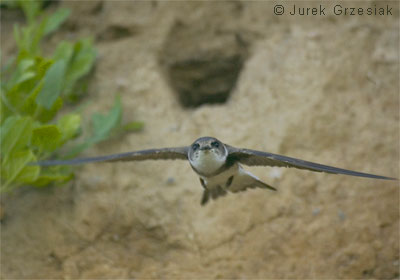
xmin=190 ymin=150 xmax=226 ymax=176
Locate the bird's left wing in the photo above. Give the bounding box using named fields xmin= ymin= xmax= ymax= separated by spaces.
xmin=226 ymin=145 xmax=396 ymax=180
xmin=32 ymin=147 xmax=189 ymax=166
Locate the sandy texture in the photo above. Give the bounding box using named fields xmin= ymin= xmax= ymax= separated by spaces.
xmin=1 ymin=1 xmax=399 ymax=279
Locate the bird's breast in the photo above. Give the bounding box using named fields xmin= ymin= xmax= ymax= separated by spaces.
xmin=190 ymin=151 xmax=225 ymax=176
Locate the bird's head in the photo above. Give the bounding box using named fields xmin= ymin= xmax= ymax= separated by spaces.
xmin=188 ymin=137 xmax=228 ymax=175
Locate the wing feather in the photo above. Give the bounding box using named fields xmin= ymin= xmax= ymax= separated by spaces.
xmin=32 ymin=147 xmax=189 ymax=166
xmin=226 ymin=145 xmax=396 ymax=180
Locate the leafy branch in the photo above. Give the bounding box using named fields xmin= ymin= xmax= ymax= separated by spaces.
xmin=0 ymin=1 xmax=143 ymax=192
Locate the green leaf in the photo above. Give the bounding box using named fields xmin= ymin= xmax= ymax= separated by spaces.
xmin=91 ymin=96 xmax=122 ymax=142
xmin=1 ymin=149 xmax=40 ymax=191
xmin=36 ymin=97 xmax=63 ymax=123
xmin=14 ymin=19 xmax=46 ymax=57
xmin=41 ymin=101 xmax=64 ymax=123
xmin=31 ymin=167 xmax=73 ymax=187
xmin=18 ymin=0 xmax=41 ymax=24
xmin=13 ymin=24 xmax=22 ymax=50
xmin=31 ymin=125 xmax=62 ymax=152
xmin=14 ymin=71 xmax=36 ymax=85
xmin=57 ymin=113 xmax=81 ymax=143
xmin=16 ymin=70 xmax=63 ymax=123
xmin=64 ymin=97 xmax=122 ymax=158
xmin=1 ymin=87 xmax=18 ymax=120
xmin=14 ymin=163 xmax=40 ymax=184
xmin=123 ymin=121 xmax=144 ymax=132
xmin=18 ymin=58 xmax=35 ymax=70
xmin=0 ymin=116 xmax=34 ymax=156
xmin=64 ymin=39 xmax=96 ymax=94
xmin=44 ymin=8 xmax=71 ymax=35
xmin=36 ymin=60 xmax=66 ymax=109
xmin=21 ymin=83 xmax=44 ymax=116
xmin=64 ymin=141 xmax=92 ymax=159
xmin=53 ymin=41 xmax=74 ymax=63
xmin=32 ymin=56 xmax=53 ymax=79
xmin=7 ymin=59 xmax=35 ymax=89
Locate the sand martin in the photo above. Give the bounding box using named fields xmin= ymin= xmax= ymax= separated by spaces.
xmin=34 ymin=136 xmax=396 ymax=205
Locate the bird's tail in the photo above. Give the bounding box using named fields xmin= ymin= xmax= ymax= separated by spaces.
xmin=201 ymin=186 xmax=227 ymax=206
xmin=200 ymin=173 xmax=276 ymax=206
xmin=251 ymin=179 xmax=277 ymax=191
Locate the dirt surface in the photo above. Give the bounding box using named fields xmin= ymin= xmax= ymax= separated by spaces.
xmin=1 ymin=1 xmax=399 ymax=279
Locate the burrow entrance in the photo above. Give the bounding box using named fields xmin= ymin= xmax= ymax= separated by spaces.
xmin=159 ymin=20 xmax=248 ymax=108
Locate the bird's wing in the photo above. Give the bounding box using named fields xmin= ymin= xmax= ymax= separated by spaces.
xmin=226 ymin=145 xmax=396 ymax=180
xmin=32 ymin=147 xmax=189 ymax=166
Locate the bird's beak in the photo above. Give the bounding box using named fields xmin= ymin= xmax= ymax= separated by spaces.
xmin=200 ymin=146 xmax=211 ymax=151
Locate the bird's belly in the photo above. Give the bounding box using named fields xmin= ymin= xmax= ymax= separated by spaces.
xmin=203 ymin=170 xmax=234 ymax=189
xmin=202 ymin=164 xmax=251 ymax=191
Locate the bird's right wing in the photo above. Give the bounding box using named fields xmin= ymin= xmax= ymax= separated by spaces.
xmin=226 ymin=145 xmax=396 ymax=180
xmin=32 ymin=147 xmax=189 ymax=166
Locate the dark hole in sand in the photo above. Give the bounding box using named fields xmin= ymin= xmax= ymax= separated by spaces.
xmin=159 ymin=20 xmax=248 ymax=108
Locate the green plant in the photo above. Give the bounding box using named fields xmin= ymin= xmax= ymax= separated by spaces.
xmin=0 ymin=1 xmax=143 ymax=192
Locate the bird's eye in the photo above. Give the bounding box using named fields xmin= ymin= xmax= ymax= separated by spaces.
xmin=211 ymin=141 xmax=219 ymax=148
xmin=192 ymin=143 xmax=200 ymax=150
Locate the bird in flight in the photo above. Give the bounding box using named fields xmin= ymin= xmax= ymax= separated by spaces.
xmin=34 ymin=136 xmax=396 ymax=205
